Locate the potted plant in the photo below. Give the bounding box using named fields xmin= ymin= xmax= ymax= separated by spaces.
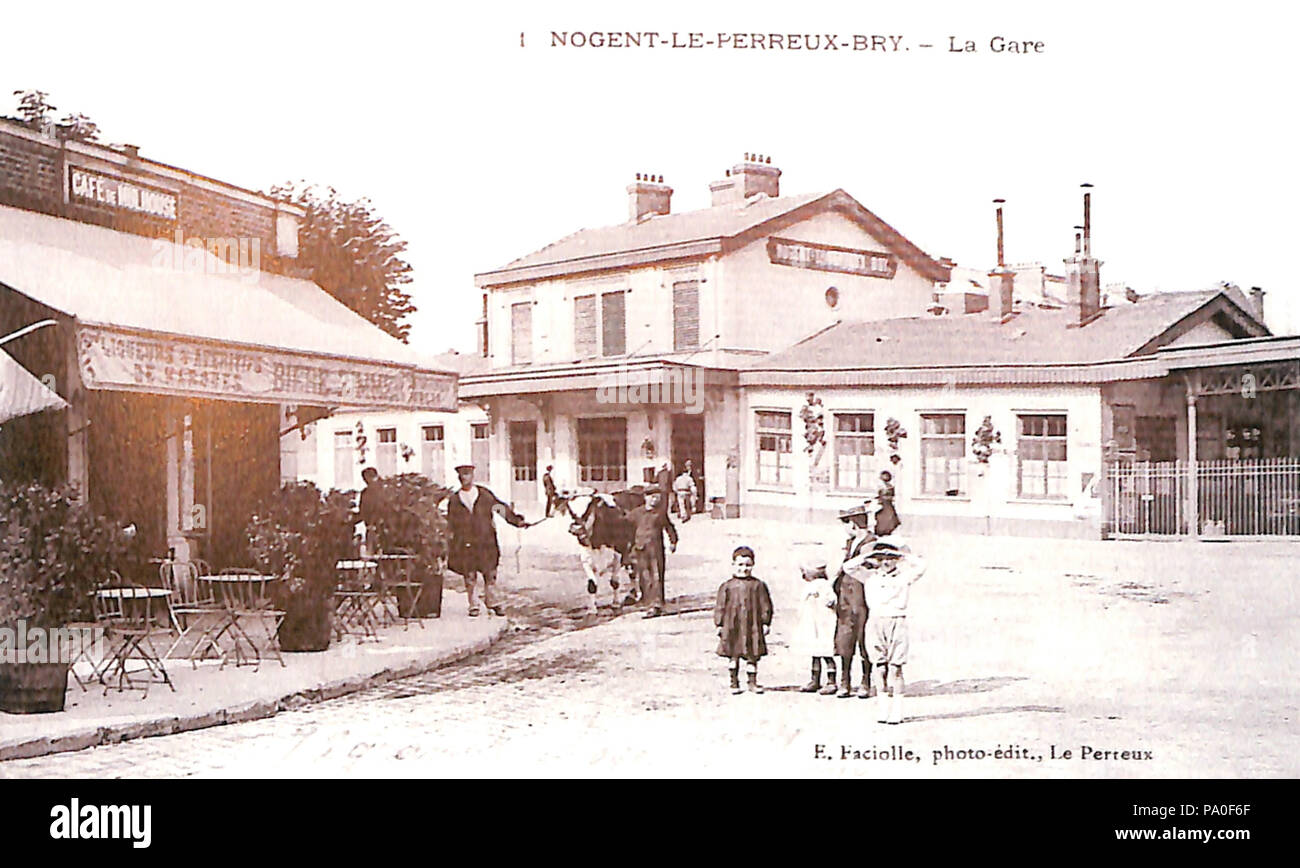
xmin=246 ymin=482 xmax=353 ymax=652
xmin=0 ymin=481 xmax=128 ymax=713
xmin=362 ymin=474 xmax=452 ymax=618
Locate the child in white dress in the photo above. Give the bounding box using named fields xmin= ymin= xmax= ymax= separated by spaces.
xmin=793 ymin=557 xmax=838 ymax=695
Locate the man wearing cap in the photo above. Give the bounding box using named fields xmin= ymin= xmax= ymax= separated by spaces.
xmin=624 ymin=488 xmax=678 ymax=618
xmin=445 ymin=464 xmax=528 ymax=617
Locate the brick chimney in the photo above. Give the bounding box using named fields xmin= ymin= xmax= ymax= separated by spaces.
xmin=1064 ymin=184 xmax=1102 ymax=325
xmin=627 ymin=173 xmax=672 ymax=222
xmin=988 ymin=199 xmax=1015 ymax=320
xmin=709 ymin=153 xmax=781 ymax=206
xmin=1249 ymin=286 xmax=1266 ymax=324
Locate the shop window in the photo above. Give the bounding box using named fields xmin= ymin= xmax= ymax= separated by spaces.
xmin=1225 ymin=424 xmax=1263 ymax=460
xmin=510 ymin=421 xmax=538 ymax=481
xmin=577 ymin=417 xmax=627 ymax=483
xmin=421 ymin=425 xmax=445 ymax=481
xmin=333 ymin=430 xmax=354 ymax=489
xmin=756 ymin=410 xmax=793 ymax=486
xmin=511 ymin=302 xmax=532 ymax=365
xmin=601 ymin=291 xmax=626 ymax=356
xmin=673 ymin=280 xmax=700 ymax=350
xmin=921 ymin=413 xmax=966 ymax=496
xmin=1112 ymin=404 xmax=1136 ymax=452
xmin=1017 ymin=414 xmax=1068 ymax=499
xmin=833 ymin=412 xmax=875 ymax=491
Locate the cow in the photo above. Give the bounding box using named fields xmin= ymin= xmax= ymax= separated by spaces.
xmin=556 ymin=488 xmax=645 ymax=612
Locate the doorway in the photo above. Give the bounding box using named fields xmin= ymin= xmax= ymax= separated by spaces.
xmin=671 ymin=413 xmax=705 ymax=514
xmin=509 ymin=420 xmax=538 ymax=507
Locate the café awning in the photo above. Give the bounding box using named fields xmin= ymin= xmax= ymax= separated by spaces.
xmin=0 ymin=204 xmax=455 ymax=412
xmin=0 ymin=348 xmax=67 ymax=424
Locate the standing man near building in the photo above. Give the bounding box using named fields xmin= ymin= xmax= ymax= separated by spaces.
xmin=445 ymin=464 xmax=528 ymax=617
xmin=542 ymin=464 xmax=558 ymax=517
xmin=626 ymin=489 xmax=678 ymax=619
xmin=654 ymin=460 xmax=673 ymax=514
xmin=673 ymin=464 xmax=697 ymax=522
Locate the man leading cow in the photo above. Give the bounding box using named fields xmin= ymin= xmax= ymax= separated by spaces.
xmin=445 ymin=463 xmax=528 ymax=617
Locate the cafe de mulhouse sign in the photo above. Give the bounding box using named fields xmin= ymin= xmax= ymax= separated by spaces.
xmin=76 ymin=325 xmax=456 ymax=412
xmin=767 ymin=237 xmax=897 ymax=279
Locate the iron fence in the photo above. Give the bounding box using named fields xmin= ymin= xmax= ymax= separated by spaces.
xmin=1105 ymin=458 xmax=1300 ymax=537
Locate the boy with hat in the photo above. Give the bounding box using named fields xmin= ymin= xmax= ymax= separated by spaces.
xmin=860 ymin=537 xmax=926 ymax=724
xmin=832 ymin=504 xmax=876 ymax=698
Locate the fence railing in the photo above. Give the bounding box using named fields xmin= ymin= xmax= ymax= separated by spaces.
xmin=1105 ymin=458 xmax=1300 ymax=537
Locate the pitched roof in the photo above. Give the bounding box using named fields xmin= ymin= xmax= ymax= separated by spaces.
xmin=748 ymin=290 xmax=1265 ymax=372
xmin=476 ymin=189 xmax=950 ymax=285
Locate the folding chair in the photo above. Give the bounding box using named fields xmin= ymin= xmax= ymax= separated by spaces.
xmin=94 ymin=584 xmax=175 ymax=697
xmin=378 ymin=551 xmax=424 ymax=630
xmin=161 ymin=561 xmax=226 ymax=667
xmin=334 ymin=560 xmax=381 ymax=642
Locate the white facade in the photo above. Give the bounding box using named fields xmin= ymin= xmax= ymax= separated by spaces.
xmin=281 ymin=404 xmax=490 ymax=493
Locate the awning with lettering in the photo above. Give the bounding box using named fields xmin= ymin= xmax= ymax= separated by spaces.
xmin=0 ymin=204 xmax=455 ymax=411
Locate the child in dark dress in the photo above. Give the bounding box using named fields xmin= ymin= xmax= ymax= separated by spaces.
xmin=714 ymin=546 xmax=774 ymax=695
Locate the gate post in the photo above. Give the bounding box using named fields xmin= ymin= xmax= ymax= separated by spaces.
xmin=1187 ymin=390 xmax=1199 ymax=539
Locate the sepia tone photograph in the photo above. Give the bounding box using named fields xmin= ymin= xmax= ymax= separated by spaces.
xmin=0 ymin=0 xmax=1294 ymax=800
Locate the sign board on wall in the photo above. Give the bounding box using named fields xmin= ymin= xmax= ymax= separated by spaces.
xmin=767 ymin=236 xmax=897 ymax=279
xmin=76 ymin=325 xmax=457 ymax=411
xmin=69 ymin=167 xmax=178 ymax=221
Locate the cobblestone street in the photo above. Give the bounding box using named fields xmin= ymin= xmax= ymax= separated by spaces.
xmin=2 ymin=518 xmax=1297 ymax=778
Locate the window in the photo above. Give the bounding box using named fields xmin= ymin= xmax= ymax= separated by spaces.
xmin=673 ymin=280 xmax=700 ymax=350
xmin=471 ymin=422 xmax=490 ymax=481
xmin=298 ymin=423 xmax=317 ymax=476
xmin=421 ymin=425 xmax=445 ymax=481
xmin=1135 ymin=416 xmax=1175 ymax=462
xmin=601 ymin=291 xmax=626 ymax=356
xmin=921 ymin=414 xmax=966 ymax=496
xmin=1112 ymin=404 xmax=1136 ymax=452
xmin=477 ymin=293 xmax=489 ymax=358
xmin=1017 ymin=414 xmax=1068 ymax=499
xmin=376 ymin=427 xmax=397 ymax=476
xmin=510 ymin=421 xmax=538 ymax=482
xmin=834 ymin=412 xmax=875 ymax=490
xmin=574 ymin=294 xmax=598 ymax=358
xmin=577 ymin=417 xmax=627 ymax=483
xmin=756 ymin=410 xmax=793 ymax=486
xmin=511 ymin=301 xmax=532 ymax=365
xmin=1225 ymin=424 xmax=1263 ymax=460
xmin=333 ymin=430 xmax=354 ymax=489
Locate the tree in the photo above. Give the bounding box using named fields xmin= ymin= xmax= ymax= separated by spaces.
xmin=269 ymin=182 xmax=416 ymax=343
xmin=8 ymin=91 xmax=100 ymax=142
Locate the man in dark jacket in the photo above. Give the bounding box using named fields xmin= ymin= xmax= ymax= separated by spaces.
xmin=542 ymin=465 xmax=558 ymax=517
xmin=625 ymin=489 xmax=677 ymax=618
xmin=833 ymin=504 xmax=876 ymax=698
xmin=445 ymin=464 xmax=528 ymax=617
xmin=654 ymin=462 xmax=673 ymax=515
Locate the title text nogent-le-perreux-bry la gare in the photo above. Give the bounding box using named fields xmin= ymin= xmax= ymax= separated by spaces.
xmin=537 ymin=32 xmax=1045 ymax=53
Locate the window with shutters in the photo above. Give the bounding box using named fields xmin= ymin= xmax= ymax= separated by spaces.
xmin=375 ymin=427 xmax=398 ymax=477
xmin=333 ymin=430 xmax=354 ymax=490
xmin=1016 ymin=414 xmax=1068 ymax=499
xmin=920 ymin=414 xmax=966 ymax=496
xmin=511 ymin=301 xmax=532 ymax=365
xmin=574 ymin=294 xmax=598 ymax=358
xmin=421 ymin=425 xmax=445 ymax=481
xmin=577 ymin=417 xmax=627 ymax=483
xmin=673 ymin=280 xmax=700 ymax=350
xmin=833 ymin=413 xmax=875 ymax=491
xmin=601 ymin=291 xmax=626 ymax=356
xmin=756 ymin=410 xmax=793 ymax=486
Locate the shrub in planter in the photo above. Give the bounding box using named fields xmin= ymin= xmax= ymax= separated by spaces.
xmin=0 ymin=481 xmax=128 ymax=713
xmin=362 ymin=474 xmax=453 ymax=617
xmin=246 ymin=483 xmax=354 ymax=652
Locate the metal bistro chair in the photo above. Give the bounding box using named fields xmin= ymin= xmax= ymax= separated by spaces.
xmin=215 ymin=568 xmax=286 ymax=670
xmin=93 ymin=581 xmax=175 ymax=697
xmin=161 ymin=560 xmax=226 ymax=667
xmin=377 ymin=550 xmax=424 ymax=630
xmin=334 ymin=559 xmax=382 ymax=642
xmin=66 ymin=575 xmax=117 ymax=692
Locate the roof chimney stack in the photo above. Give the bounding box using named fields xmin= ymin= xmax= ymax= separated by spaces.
xmin=627 ymin=173 xmax=673 ymax=222
xmin=710 ymin=153 xmax=781 ymax=206
xmin=988 ymin=199 xmax=1015 ymax=320
xmin=1065 ymin=184 xmax=1102 ymax=325
xmin=1249 ymin=286 xmax=1266 ymax=324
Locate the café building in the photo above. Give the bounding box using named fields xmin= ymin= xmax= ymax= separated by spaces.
xmin=0 ymin=118 xmax=455 ymax=567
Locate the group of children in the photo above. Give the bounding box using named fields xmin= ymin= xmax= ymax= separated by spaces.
xmin=711 ymin=495 xmax=925 ymax=724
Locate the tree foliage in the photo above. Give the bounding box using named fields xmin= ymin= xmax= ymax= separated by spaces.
xmin=8 ymin=90 xmax=101 ymax=142
xmin=269 ymin=182 xmax=417 ymax=342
